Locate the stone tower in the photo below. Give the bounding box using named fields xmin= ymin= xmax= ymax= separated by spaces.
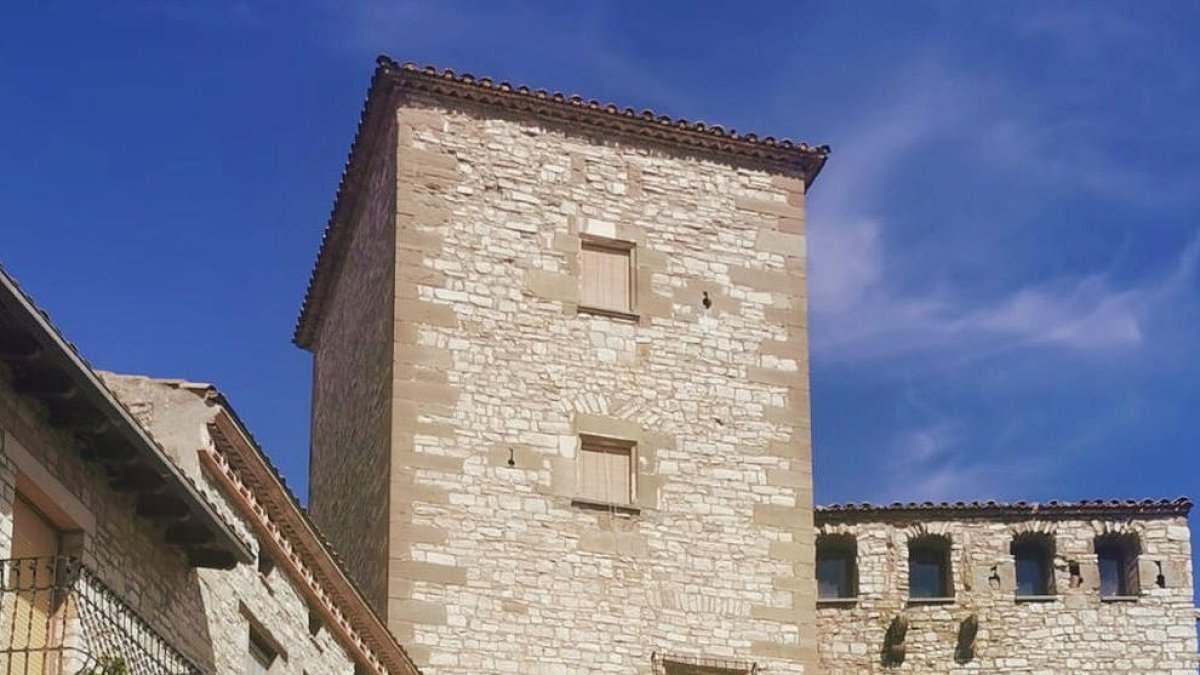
xmin=295 ymin=56 xmax=828 ymax=674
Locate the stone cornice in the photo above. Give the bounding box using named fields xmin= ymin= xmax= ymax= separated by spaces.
xmin=816 ymin=498 xmax=1193 ymax=524
xmin=202 ymin=412 xmax=422 ymax=675
xmin=293 ymin=55 xmax=829 ymax=349
xmin=379 ymin=57 xmax=829 ymax=176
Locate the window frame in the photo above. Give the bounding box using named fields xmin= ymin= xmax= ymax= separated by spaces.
xmin=578 ymin=235 xmax=638 ymax=320
xmin=1011 ymin=533 xmax=1056 ymax=599
xmin=907 ymin=535 xmax=954 ymax=603
xmin=1096 ymin=533 xmax=1141 ymax=600
xmin=816 ymin=534 xmax=859 ymax=603
xmin=247 ymin=626 xmax=278 ymax=674
xmin=572 ymin=434 xmax=637 ymax=512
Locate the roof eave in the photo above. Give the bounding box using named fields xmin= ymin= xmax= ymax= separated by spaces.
xmin=292 ymin=56 xmax=830 ymax=348
xmin=815 ymin=498 xmax=1194 ymax=524
xmin=205 ymin=408 xmax=422 ymax=674
xmin=0 ymin=265 xmax=253 ymax=568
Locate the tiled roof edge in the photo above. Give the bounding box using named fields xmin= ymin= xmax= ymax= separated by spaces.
xmin=378 ymin=56 xmax=830 ymax=168
xmin=293 ymin=58 xmax=395 ymax=350
xmin=816 ymin=498 xmax=1193 ymax=521
xmin=205 ymin=405 xmax=422 ymax=674
xmin=292 ymin=55 xmax=830 ymax=348
xmin=0 ymin=264 xmax=253 ymax=567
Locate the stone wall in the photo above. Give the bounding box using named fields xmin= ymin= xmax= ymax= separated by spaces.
xmin=360 ymin=95 xmax=816 ymax=673
xmin=307 ymin=121 xmax=398 ymax=615
xmin=103 ymin=374 xmax=357 ymax=675
xmin=0 ymin=370 xmax=214 ymax=666
xmin=815 ymin=510 xmax=1197 ymax=674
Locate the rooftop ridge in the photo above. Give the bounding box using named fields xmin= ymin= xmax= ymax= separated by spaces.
xmin=378 ymin=55 xmax=830 ymax=159
xmin=292 ymin=55 xmax=829 ymax=348
xmin=816 ymin=497 xmax=1193 ymax=520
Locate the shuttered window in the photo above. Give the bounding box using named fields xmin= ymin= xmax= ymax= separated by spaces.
xmin=580 ymin=241 xmax=633 ymax=313
xmin=0 ymin=496 xmax=61 ymax=675
xmin=577 ymin=437 xmax=633 ymax=506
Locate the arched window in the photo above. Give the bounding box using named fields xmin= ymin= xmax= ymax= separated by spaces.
xmin=908 ymin=535 xmax=953 ymax=599
xmin=1095 ymin=533 xmax=1141 ymax=598
xmin=816 ymin=534 xmax=858 ymax=600
xmin=1011 ymin=533 xmax=1055 ymax=597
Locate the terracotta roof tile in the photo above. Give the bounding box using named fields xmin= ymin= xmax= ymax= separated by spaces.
xmin=293 ymin=55 xmax=829 ymax=348
xmin=816 ymin=498 xmax=1192 ymax=521
xmin=0 ymin=264 xmax=253 ymax=567
xmin=387 ymin=58 xmax=830 ymax=157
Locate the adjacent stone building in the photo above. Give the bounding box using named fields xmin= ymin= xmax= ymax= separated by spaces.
xmin=294 ymin=56 xmax=1199 ymax=675
xmin=0 ymin=262 xmax=419 ymax=673
xmin=814 ymin=500 xmax=1197 ymax=674
xmin=295 ymin=57 xmax=828 ymax=674
xmin=4 ymin=53 xmax=1196 ymax=675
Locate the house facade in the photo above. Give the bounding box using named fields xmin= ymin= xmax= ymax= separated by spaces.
xmin=294 ymin=57 xmax=1199 ymax=675
xmin=295 ymin=57 xmax=827 ymax=674
xmin=0 ymin=264 xmax=419 ymax=674
xmin=815 ymin=501 xmax=1197 ymax=673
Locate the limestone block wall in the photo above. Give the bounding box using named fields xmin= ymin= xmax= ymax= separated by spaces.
xmin=815 ymin=511 xmax=1197 ymax=674
xmin=374 ymin=96 xmax=816 ymax=674
xmin=0 ymin=373 xmax=214 ymax=665
xmin=103 ymin=375 xmax=357 ymax=675
xmin=308 ymin=122 xmax=398 ymax=614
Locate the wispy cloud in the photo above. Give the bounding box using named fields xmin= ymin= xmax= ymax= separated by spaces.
xmin=869 ymin=418 xmax=1014 ymax=502
xmin=807 ymin=62 xmax=1199 ymax=365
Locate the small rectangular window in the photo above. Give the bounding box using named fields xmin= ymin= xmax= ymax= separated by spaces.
xmin=908 ymin=536 xmax=952 ymax=600
xmin=247 ymin=627 xmax=277 ymax=674
xmin=1012 ymin=536 xmax=1055 ymax=597
xmin=257 ymin=551 xmax=275 ymax=577
xmin=653 ymin=652 xmax=753 ymax=674
xmin=580 ymin=239 xmax=633 ymax=314
xmin=1097 ymin=535 xmax=1140 ymax=598
xmin=817 ymin=536 xmax=858 ymax=600
xmin=577 ymin=436 xmax=633 ymax=506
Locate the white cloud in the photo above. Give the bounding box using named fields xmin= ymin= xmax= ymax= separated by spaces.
xmin=806 ymin=64 xmax=1197 ymax=365
xmin=960 ymin=277 xmax=1142 ymax=350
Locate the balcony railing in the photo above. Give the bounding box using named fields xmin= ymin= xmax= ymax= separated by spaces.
xmin=0 ymin=556 xmax=203 ymax=675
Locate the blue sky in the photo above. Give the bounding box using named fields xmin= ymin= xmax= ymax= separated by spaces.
xmin=2 ymin=2 xmax=1198 ymax=520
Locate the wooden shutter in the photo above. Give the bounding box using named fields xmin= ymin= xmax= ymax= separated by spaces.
xmin=11 ymin=497 xmax=58 ymax=559
xmin=1 ymin=497 xmax=60 ymax=674
xmin=581 ymin=244 xmax=631 ymax=312
xmin=578 ymin=440 xmax=632 ymax=505
xmin=1122 ymin=549 xmax=1140 ymax=596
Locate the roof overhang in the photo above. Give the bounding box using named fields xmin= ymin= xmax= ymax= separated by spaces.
xmin=293 ymin=55 xmax=830 ymax=349
xmin=816 ymin=498 xmax=1193 ymax=524
xmin=204 ymin=409 xmax=421 ymax=674
xmin=0 ymin=265 xmax=252 ymax=568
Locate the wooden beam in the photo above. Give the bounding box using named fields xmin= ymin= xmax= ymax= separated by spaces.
xmin=166 ymin=521 xmax=215 ymax=546
xmin=134 ymin=492 xmax=189 ymax=521
xmin=13 ymin=374 xmax=79 ymax=401
xmin=86 ymin=433 xmax=136 ymax=462
xmin=186 ymin=547 xmax=240 ymax=570
xmin=114 ymin=464 xmax=168 ymax=493
xmin=0 ymin=329 xmax=43 ymax=361
xmin=48 ymin=403 xmax=112 ymax=435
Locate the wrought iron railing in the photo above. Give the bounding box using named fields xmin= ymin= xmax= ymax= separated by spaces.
xmin=0 ymin=556 xmax=203 ymax=675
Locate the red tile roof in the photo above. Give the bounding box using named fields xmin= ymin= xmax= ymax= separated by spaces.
xmin=816 ymin=498 xmax=1192 ymax=522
